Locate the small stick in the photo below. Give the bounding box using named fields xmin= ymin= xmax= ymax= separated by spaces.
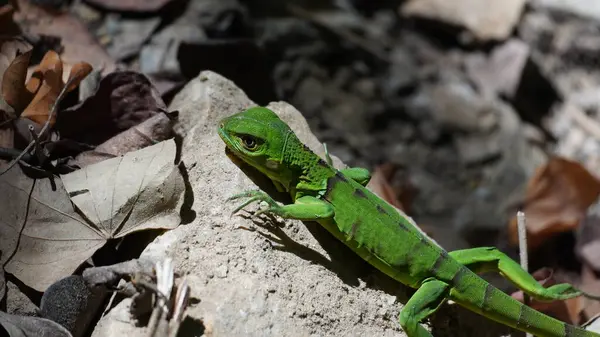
xmin=517 ymin=211 xmax=532 ymax=337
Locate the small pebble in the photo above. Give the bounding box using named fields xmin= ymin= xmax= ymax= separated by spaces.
xmin=216 ymin=264 xmax=228 ymax=278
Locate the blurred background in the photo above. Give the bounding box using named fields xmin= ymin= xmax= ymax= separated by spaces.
xmin=4 ymin=0 xmax=600 ymax=330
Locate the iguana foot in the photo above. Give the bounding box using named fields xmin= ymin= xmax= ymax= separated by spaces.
xmin=227 ymin=190 xmax=283 ymax=217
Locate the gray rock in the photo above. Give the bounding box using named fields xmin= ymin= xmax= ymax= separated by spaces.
xmin=454 ymin=133 xmax=502 ymax=165
xmin=531 ymin=0 xmax=600 ymax=22
xmin=90 ymin=71 xmax=518 ymax=337
xmin=401 ymin=0 xmax=526 ymax=41
xmin=466 ymin=39 xmax=530 ymax=99
xmin=100 ymin=15 xmax=161 ymax=61
xmin=40 ymin=276 xmax=106 ymax=337
xmin=467 ymin=38 xmax=559 ymax=126
xmin=405 ymin=81 xmax=498 ymax=134
xmin=453 ymin=101 xmax=547 ymax=238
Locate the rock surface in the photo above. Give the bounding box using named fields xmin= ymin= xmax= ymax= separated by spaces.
xmin=532 ymin=0 xmax=600 ymax=22
xmin=401 ymin=0 xmax=526 ymax=41
xmin=90 ymin=71 xmax=512 ymax=337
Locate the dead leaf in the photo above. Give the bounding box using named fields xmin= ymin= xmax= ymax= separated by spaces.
xmin=71 ymin=111 xmax=175 ymax=168
xmin=510 ymin=268 xmax=584 ymax=324
xmin=1 ymin=49 xmax=32 ymax=114
xmin=21 ymin=51 xmax=92 ymax=126
xmin=83 ymin=0 xmax=176 ymax=12
xmin=508 ymin=157 xmax=600 ymax=249
xmin=13 ymin=0 xmax=116 ymax=75
xmin=0 ymin=311 xmax=72 ymax=337
xmin=0 ymin=37 xmax=32 ymax=118
xmin=20 ymin=50 xmax=62 ymax=125
xmin=58 ymin=71 xmax=168 ymax=145
xmin=0 ymin=38 xmax=31 ymax=77
xmin=369 ymin=164 xmax=406 ymax=211
xmin=0 ymin=165 xmax=105 ymax=292
xmin=62 ymin=139 xmax=184 ymax=237
xmin=0 ymin=139 xmax=184 ymax=291
xmin=64 ymin=62 xmax=93 ymax=93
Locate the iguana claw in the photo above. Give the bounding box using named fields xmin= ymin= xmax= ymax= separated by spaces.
xmin=227 ymin=190 xmax=281 ymax=217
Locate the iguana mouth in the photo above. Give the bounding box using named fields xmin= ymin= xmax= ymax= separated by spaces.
xmin=225 ymin=146 xmax=246 ymax=166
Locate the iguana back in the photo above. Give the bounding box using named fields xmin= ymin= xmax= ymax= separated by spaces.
xmin=219 ymin=106 xmax=600 ymax=337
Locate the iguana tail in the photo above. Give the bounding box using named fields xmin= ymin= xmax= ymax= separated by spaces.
xmin=450 ymin=271 xmax=599 ymax=337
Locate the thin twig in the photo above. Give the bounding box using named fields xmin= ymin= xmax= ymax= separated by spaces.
xmin=147 ymin=259 xmax=174 ymax=337
xmin=517 ymin=211 xmax=533 ymax=337
xmin=168 ymin=277 xmax=190 ymax=337
xmin=0 ymin=68 xmax=87 ymax=177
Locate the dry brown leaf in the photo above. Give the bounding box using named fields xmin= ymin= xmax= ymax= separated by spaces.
xmin=0 ymin=37 xmax=32 ymax=117
xmin=1 ymin=49 xmax=33 ymax=113
xmin=20 ymin=50 xmax=63 ymax=125
xmin=14 ymin=0 xmax=116 ymax=75
xmin=58 ymin=71 xmax=167 ymax=145
xmin=65 ymin=62 xmax=93 ymax=93
xmin=369 ymin=164 xmax=405 ymax=211
xmin=20 ymin=51 xmax=92 ymax=126
xmin=0 ymin=37 xmax=30 ymax=71
xmin=0 ymin=139 xmax=183 ymax=291
xmin=71 ymin=112 xmax=174 ymax=168
xmin=509 ymin=157 xmax=600 ymax=250
xmin=0 ymin=38 xmax=31 ymax=151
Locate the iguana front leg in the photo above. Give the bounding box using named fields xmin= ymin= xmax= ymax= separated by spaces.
xmin=324 ymin=143 xmax=371 ymax=186
xmin=399 ymin=278 xmax=450 ymax=337
xmin=339 ymin=167 xmax=371 ymax=186
xmin=449 ymin=247 xmax=589 ymax=301
xmin=228 ymin=190 xmax=334 ymax=221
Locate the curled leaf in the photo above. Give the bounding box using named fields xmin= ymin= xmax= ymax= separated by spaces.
xmin=58 ymin=71 xmax=167 ymax=145
xmin=1 ymin=49 xmax=32 ymax=113
xmin=509 ymin=157 xmax=600 ymax=249
xmin=0 ymin=37 xmax=31 ymax=118
xmin=369 ymin=164 xmax=406 ymax=211
xmin=17 ymin=51 xmax=92 ymax=126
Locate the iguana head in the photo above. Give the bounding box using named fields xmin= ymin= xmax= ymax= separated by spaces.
xmin=218 ymin=107 xmax=294 ymax=185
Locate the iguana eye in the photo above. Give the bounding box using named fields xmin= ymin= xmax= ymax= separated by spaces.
xmin=241 ymin=136 xmax=258 ymax=150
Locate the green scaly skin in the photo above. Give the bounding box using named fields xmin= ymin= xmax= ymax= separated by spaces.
xmin=218 ymin=106 xmax=600 ymax=337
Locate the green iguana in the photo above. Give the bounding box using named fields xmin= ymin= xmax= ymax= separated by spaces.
xmin=218 ymin=106 xmax=600 ymax=337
